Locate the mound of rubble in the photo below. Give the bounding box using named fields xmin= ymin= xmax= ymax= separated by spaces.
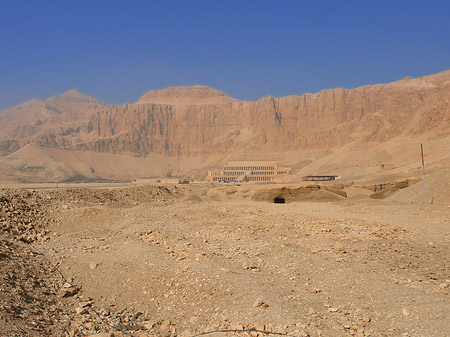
xmin=0 ymin=185 xmax=184 ymax=337
xmin=0 ymin=189 xmax=56 ymax=243
xmin=0 ymin=185 xmax=179 ymax=242
xmin=0 ymin=236 xmax=74 ymax=336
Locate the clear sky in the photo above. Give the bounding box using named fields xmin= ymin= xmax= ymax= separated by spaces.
xmin=1 ymin=0 xmax=449 ymax=110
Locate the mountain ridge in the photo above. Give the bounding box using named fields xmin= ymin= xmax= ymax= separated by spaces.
xmin=0 ymin=70 xmax=449 ymax=181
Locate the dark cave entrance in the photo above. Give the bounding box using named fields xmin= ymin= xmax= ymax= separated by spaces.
xmin=274 ymin=196 xmax=285 ymax=204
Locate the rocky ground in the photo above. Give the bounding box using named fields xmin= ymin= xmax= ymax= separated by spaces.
xmin=0 ymin=183 xmax=449 ymax=337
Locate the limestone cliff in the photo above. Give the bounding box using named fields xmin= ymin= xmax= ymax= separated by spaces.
xmin=1 ymin=71 xmax=449 ymax=159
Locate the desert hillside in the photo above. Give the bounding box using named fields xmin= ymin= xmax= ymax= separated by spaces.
xmin=0 ymin=70 xmax=449 ymax=182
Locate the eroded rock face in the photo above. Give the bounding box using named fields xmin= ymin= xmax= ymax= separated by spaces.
xmin=1 ymin=71 xmax=449 ymax=157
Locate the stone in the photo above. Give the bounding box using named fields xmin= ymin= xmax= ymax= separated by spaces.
xmin=362 ymin=315 xmax=371 ymax=322
xmin=307 ymin=308 xmax=315 ymax=315
xmin=59 ymin=285 xmax=78 ymax=297
xmin=356 ymin=328 xmax=365 ymax=337
xmin=252 ymin=298 xmax=265 ymax=308
xmin=142 ymin=320 xmax=156 ymax=330
xmin=249 ymin=323 xmax=265 ymax=337
xmin=90 ymin=262 xmax=99 ymax=270
xmin=160 ymin=320 xmax=171 ymax=331
xmin=439 ymin=282 xmax=449 ymax=289
xmin=75 ymin=307 xmax=87 ymax=315
xmin=402 ymin=308 xmax=410 ymax=316
xmin=79 ymin=300 xmax=94 ymax=307
xmin=250 ymin=323 xmax=265 ymax=331
xmin=230 ymin=324 xmax=245 ymax=330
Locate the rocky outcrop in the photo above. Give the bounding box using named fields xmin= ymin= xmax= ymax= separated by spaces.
xmin=0 ymin=71 xmax=449 ymax=158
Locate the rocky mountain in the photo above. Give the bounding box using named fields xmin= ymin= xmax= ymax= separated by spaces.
xmin=0 ymin=89 xmax=104 ymax=156
xmin=0 ymin=70 xmax=449 ymax=181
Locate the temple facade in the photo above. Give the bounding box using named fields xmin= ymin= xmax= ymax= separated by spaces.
xmin=207 ymin=160 xmax=291 ymax=183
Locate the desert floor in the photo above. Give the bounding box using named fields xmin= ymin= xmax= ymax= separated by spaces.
xmin=1 ymin=183 xmax=449 ymax=337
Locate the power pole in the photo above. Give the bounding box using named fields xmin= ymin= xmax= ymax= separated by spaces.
xmin=421 ymin=143 xmax=427 ymax=203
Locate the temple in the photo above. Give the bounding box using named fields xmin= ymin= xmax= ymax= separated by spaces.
xmin=207 ymin=160 xmax=291 ymax=183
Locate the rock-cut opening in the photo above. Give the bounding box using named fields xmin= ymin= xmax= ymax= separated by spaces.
xmin=274 ymin=196 xmax=285 ymax=204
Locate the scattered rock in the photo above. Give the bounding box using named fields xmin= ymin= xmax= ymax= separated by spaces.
xmin=250 ymin=323 xmax=265 ymax=331
xmin=75 ymin=306 xmax=87 ymax=315
xmin=160 ymin=319 xmax=172 ymax=331
xmin=90 ymin=262 xmax=99 ymax=270
xmin=79 ymin=295 xmax=93 ymax=302
xmin=79 ymin=299 xmax=94 ymax=307
xmin=439 ymin=282 xmax=449 ymax=289
xmin=362 ymin=315 xmax=371 ymax=322
xmin=1 ymin=183 xmax=449 ymax=337
xmin=59 ymin=283 xmax=78 ymax=297
xmin=252 ymin=297 xmax=265 ymax=308
xmin=142 ymin=320 xmax=156 ymax=330
xmin=230 ymin=324 xmax=245 ymax=330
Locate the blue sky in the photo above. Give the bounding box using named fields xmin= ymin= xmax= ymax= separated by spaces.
xmin=0 ymin=0 xmax=449 ymax=110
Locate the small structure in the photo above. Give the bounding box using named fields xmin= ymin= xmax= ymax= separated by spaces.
xmin=207 ymin=160 xmax=291 ymax=183
xmin=302 ymin=175 xmax=339 ymax=182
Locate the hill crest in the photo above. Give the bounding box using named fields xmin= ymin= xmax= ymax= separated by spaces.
xmin=48 ymin=89 xmax=102 ymax=103
xmin=137 ymin=85 xmax=237 ymax=105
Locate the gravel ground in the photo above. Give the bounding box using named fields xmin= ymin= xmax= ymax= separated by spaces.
xmin=1 ymin=184 xmax=449 ymax=336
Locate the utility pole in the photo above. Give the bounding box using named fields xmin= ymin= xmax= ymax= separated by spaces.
xmin=421 ymin=143 xmax=427 ymax=203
